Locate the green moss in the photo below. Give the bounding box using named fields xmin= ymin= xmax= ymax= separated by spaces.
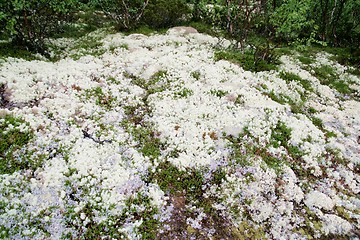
xmin=214 ymin=48 xmax=279 ymax=72
xmin=311 ymin=117 xmax=324 ymax=129
xmin=83 ymin=86 xmax=117 ymax=110
xmin=279 ymin=71 xmax=313 ymax=92
xmin=298 ymin=55 xmax=315 ymax=65
xmin=325 ymin=131 xmax=337 ymax=139
xmin=151 ymin=161 xmax=204 ymax=201
xmin=0 ymin=115 xmax=39 ymax=174
xmin=62 ymin=190 xmax=158 ymax=239
xmin=0 ymin=42 xmax=39 ymax=61
xmin=174 ymin=88 xmax=193 ymax=98
xmin=274 ymin=47 xmax=293 ymax=56
xmin=227 ymin=139 xmax=252 ymax=167
xmin=330 ymin=80 xmax=353 ymax=95
xmin=122 ymin=120 xmax=164 ymax=161
xmin=190 ymin=70 xmax=201 ymax=80
xmin=232 ymin=221 xmax=266 ymax=240
xmin=262 ymin=154 xmax=284 ymax=174
xmin=271 ymin=122 xmax=290 ymax=147
xmin=125 ymin=193 xmax=160 ymax=239
xmin=188 ymin=21 xmax=224 ymax=37
xmin=209 ymin=89 xmax=229 ymax=98
xmin=265 ymin=91 xmax=305 ymax=114
xmin=211 ymin=168 xmax=227 ymax=186
xmin=308 ymin=107 xmax=318 ymax=114
xmin=311 ymin=65 xmax=354 ymax=96
xmin=127 ymin=70 xmax=169 ymax=96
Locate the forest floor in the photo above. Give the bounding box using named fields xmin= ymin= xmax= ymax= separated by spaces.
xmin=0 ymin=27 xmax=359 ymax=239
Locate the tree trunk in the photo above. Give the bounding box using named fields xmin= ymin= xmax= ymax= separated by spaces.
xmin=331 ymin=0 xmax=347 ymax=46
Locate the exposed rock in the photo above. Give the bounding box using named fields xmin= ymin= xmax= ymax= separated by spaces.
xmin=168 ymin=26 xmax=198 ymax=35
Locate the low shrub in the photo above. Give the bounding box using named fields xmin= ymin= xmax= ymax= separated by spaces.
xmin=0 ymin=0 xmax=78 ymax=54
xmin=142 ymin=0 xmax=190 ymax=29
xmin=91 ymin=0 xmax=149 ymax=31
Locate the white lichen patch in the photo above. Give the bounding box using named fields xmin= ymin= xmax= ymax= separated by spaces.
xmin=0 ymin=27 xmax=359 ymax=239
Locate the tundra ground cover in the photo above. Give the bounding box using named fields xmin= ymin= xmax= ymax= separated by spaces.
xmin=0 ymin=28 xmax=359 ymax=239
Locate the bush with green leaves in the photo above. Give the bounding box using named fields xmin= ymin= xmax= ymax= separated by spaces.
xmin=0 ymin=0 xmax=78 ymax=53
xmin=142 ymin=0 xmax=190 ymax=29
xmin=313 ymin=0 xmax=360 ymax=46
xmin=0 ymin=115 xmax=36 ymax=174
xmin=270 ymin=0 xmax=317 ymax=44
xmin=91 ymin=0 xmax=149 ymax=31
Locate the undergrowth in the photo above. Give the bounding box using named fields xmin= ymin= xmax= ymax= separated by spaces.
xmin=0 ymin=115 xmax=40 ymax=174
xmin=214 ymin=47 xmax=280 ymax=72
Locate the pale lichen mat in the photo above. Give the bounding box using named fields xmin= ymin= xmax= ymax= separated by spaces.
xmin=0 ymin=29 xmax=359 ymax=239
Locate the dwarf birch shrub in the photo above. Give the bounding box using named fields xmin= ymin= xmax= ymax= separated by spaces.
xmin=0 ymin=0 xmax=78 ymax=53
xmin=91 ymin=0 xmax=149 ymax=30
xmin=143 ymin=0 xmax=190 ymax=29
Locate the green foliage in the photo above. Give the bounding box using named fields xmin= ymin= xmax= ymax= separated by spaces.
xmin=51 ymin=10 xmax=110 ymax=39
xmin=151 ymin=161 xmax=204 ymax=200
xmin=191 ymin=70 xmax=201 ymax=80
xmin=0 ymin=41 xmax=39 ymax=61
xmin=83 ymin=87 xmax=117 ymax=110
xmin=270 ymin=0 xmax=318 ymax=43
xmin=194 ymin=1 xmax=226 ymax=28
xmin=225 ymin=135 xmax=252 ymax=168
xmin=143 ymin=0 xmax=190 ymax=29
xmin=188 ymin=21 xmax=222 ymax=37
xmin=62 ymin=182 xmax=159 ymax=239
xmin=313 ymin=0 xmax=360 ymax=46
xmin=0 ymin=115 xmax=36 ymax=174
xmin=279 ymin=71 xmax=313 ymax=92
xmin=214 ymin=47 xmax=279 ymax=72
xmin=127 ymin=70 xmax=170 ymax=96
xmin=271 ymin=122 xmax=292 ymax=148
xmin=265 ymin=91 xmax=305 ymax=114
xmin=174 ymin=88 xmax=194 ymax=98
xmin=311 ymin=65 xmax=353 ymax=95
xmin=270 ymin=121 xmax=304 ymax=160
xmin=91 ymin=0 xmax=149 ymax=30
xmin=0 ymin=0 xmax=78 ymax=53
xmin=298 ymin=55 xmax=315 ymax=65
xmin=326 ymin=47 xmax=360 ymax=72
xmin=124 ymin=193 xmax=160 ymax=239
xmin=209 ymin=89 xmax=228 ymax=98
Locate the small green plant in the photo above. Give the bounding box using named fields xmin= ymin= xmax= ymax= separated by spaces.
xmin=83 ymin=86 xmax=117 ymax=110
xmin=0 ymin=0 xmax=78 ymax=53
xmin=270 ymin=121 xmax=292 ymax=148
xmin=151 ymin=161 xmax=203 ymax=201
xmin=142 ymin=0 xmax=190 ymax=29
xmin=266 ymin=91 xmax=305 ymax=114
xmin=261 ymin=153 xmax=284 ymax=175
xmin=91 ymin=0 xmax=149 ymax=30
xmin=225 ymin=134 xmax=252 ymax=167
xmin=174 ymin=88 xmax=193 ymax=98
xmin=311 ymin=117 xmax=324 ymax=129
xmin=0 ymin=42 xmax=39 ymax=61
xmin=123 ymin=193 xmax=160 ymax=239
xmin=209 ymin=89 xmax=229 ymax=98
xmin=308 ymin=107 xmax=317 ymax=114
xmin=0 ymin=115 xmax=37 ymax=174
xmin=270 ymin=121 xmax=304 ymax=160
xmin=190 ymin=71 xmax=201 ymax=80
xmin=127 ymin=70 xmax=169 ymax=96
xmin=325 ymin=131 xmax=337 ymax=139
xmin=311 ymin=65 xmax=354 ymax=95
xmin=279 ymin=71 xmax=313 ymax=92
xmin=298 ymin=56 xmax=315 ymax=65
xmin=214 ymin=48 xmax=279 ymax=72
xmin=109 ymin=43 xmax=129 ymax=53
